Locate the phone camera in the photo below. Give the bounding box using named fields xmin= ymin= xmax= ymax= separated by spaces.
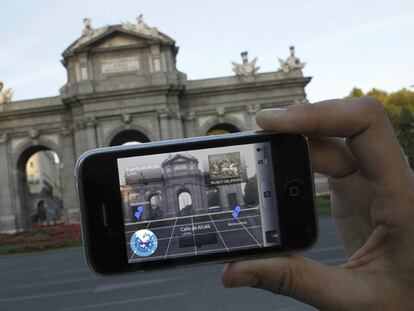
xmin=288 ymin=186 xmax=300 ymax=197
xmin=284 ymin=180 xmax=305 ymax=199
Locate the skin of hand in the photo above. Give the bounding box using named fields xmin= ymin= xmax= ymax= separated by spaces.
xmin=221 ymin=97 xmax=414 ymax=310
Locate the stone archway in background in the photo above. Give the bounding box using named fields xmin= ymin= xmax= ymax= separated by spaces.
xmin=109 ymin=129 xmax=150 ymax=146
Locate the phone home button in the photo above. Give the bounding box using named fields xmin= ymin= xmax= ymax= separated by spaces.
xmin=284 ymin=180 xmax=305 ymax=199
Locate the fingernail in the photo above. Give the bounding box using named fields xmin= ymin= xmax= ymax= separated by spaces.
xmin=256 ymin=108 xmax=286 ymax=119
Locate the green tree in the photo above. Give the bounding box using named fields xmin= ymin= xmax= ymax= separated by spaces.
xmin=366 ymin=88 xmax=388 ymax=106
xmin=394 ymin=106 xmax=414 ymax=168
xmin=386 ymin=88 xmax=414 ymax=113
xmin=347 ymin=87 xmax=414 ymax=169
xmin=347 ymin=87 xmax=364 ymax=98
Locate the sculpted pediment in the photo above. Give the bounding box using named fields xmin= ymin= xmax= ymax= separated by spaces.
xmin=62 ymin=22 xmax=175 ymax=57
xmin=93 ymin=33 xmax=148 ymax=49
xmin=163 ymin=154 xmax=198 ymax=166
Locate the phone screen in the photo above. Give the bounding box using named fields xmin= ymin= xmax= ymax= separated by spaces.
xmin=116 ymin=142 xmax=280 ymax=263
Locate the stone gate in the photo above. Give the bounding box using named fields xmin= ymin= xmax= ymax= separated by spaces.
xmin=0 ymin=17 xmax=311 ymax=232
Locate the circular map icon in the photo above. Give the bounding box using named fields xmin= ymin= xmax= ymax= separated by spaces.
xmin=130 ymin=229 xmax=158 ymax=257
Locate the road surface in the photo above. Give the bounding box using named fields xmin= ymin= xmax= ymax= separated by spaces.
xmin=0 ymin=217 xmax=346 ymax=311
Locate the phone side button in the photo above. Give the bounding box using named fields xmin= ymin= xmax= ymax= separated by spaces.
xmin=260 ymin=179 xmax=273 ymax=210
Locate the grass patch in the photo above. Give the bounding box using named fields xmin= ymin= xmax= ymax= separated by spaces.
xmin=0 ymin=224 xmax=82 ymax=256
xmin=316 ymin=196 xmax=331 ymax=216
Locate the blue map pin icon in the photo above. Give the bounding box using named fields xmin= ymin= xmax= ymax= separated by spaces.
xmin=232 ymin=205 xmax=241 ymax=220
xmin=134 ymin=206 xmax=144 ymax=220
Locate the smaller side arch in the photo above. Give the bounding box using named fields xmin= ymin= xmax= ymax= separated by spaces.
xmin=198 ymin=115 xmax=247 ymax=136
xmin=12 ymin=137 xmax=63 ymax=171
xmin=12 ymin=137 xmax=63 ymax=229
xmin=207 ymin=123 xmax=241 ymax=135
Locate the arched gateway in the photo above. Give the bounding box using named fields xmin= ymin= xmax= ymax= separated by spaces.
xmin=0 ymin=17 xmax=311 ymax=232
xmin=15 ymin=142 xmax=62 ymax=229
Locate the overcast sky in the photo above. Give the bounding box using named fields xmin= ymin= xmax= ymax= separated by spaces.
xmin=1 ymin=0 xmax=413 ymax=102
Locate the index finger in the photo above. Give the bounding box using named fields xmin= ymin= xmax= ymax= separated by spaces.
xmin=256 ymin=97 xmax=408 ymax=182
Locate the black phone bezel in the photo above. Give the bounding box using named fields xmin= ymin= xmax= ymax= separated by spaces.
xmin=76 ymin=132 xmax=318 ymax=275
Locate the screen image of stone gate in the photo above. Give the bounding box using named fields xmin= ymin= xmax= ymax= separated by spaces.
xmin=119 ymin=152 xmax=255 ymax=223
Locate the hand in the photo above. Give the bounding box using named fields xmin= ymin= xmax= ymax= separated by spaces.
xmin=222 ymin=97 xmax=414 ymax=310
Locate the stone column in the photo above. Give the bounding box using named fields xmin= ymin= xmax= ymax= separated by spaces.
xmin=85 ymin=116 xmax=98 ymax=150
xmin=171 ymin=109 xmax=185 ymax=139
xmin=77 ymin=53 xmax=94 ymax=94
xmin=165 ymin=184 xmax=177 ymax=218
xmin=73 ymin=121 xmax=87 ymax=158
xmin=0 ymin=134 xmax=17 ymax=233
xmin=150 ymin=44 xmax=162 ymax=72
xmin=158 ymin=109 xmax=171 ymax=140
xmin=183 ymin=112 xmax=196 ymax=138
xmin=60 ymin=127 xmax=79 ymax=223
xmin=192 ymin=179 xmax=206 ymax=214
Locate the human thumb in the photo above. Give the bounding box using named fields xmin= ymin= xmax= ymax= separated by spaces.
xmin=222 ymin=256 xmax=368 ymax=310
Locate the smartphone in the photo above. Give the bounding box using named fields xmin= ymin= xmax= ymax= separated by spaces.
xmin=75 ymin=131 xmax=317 ymax=275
